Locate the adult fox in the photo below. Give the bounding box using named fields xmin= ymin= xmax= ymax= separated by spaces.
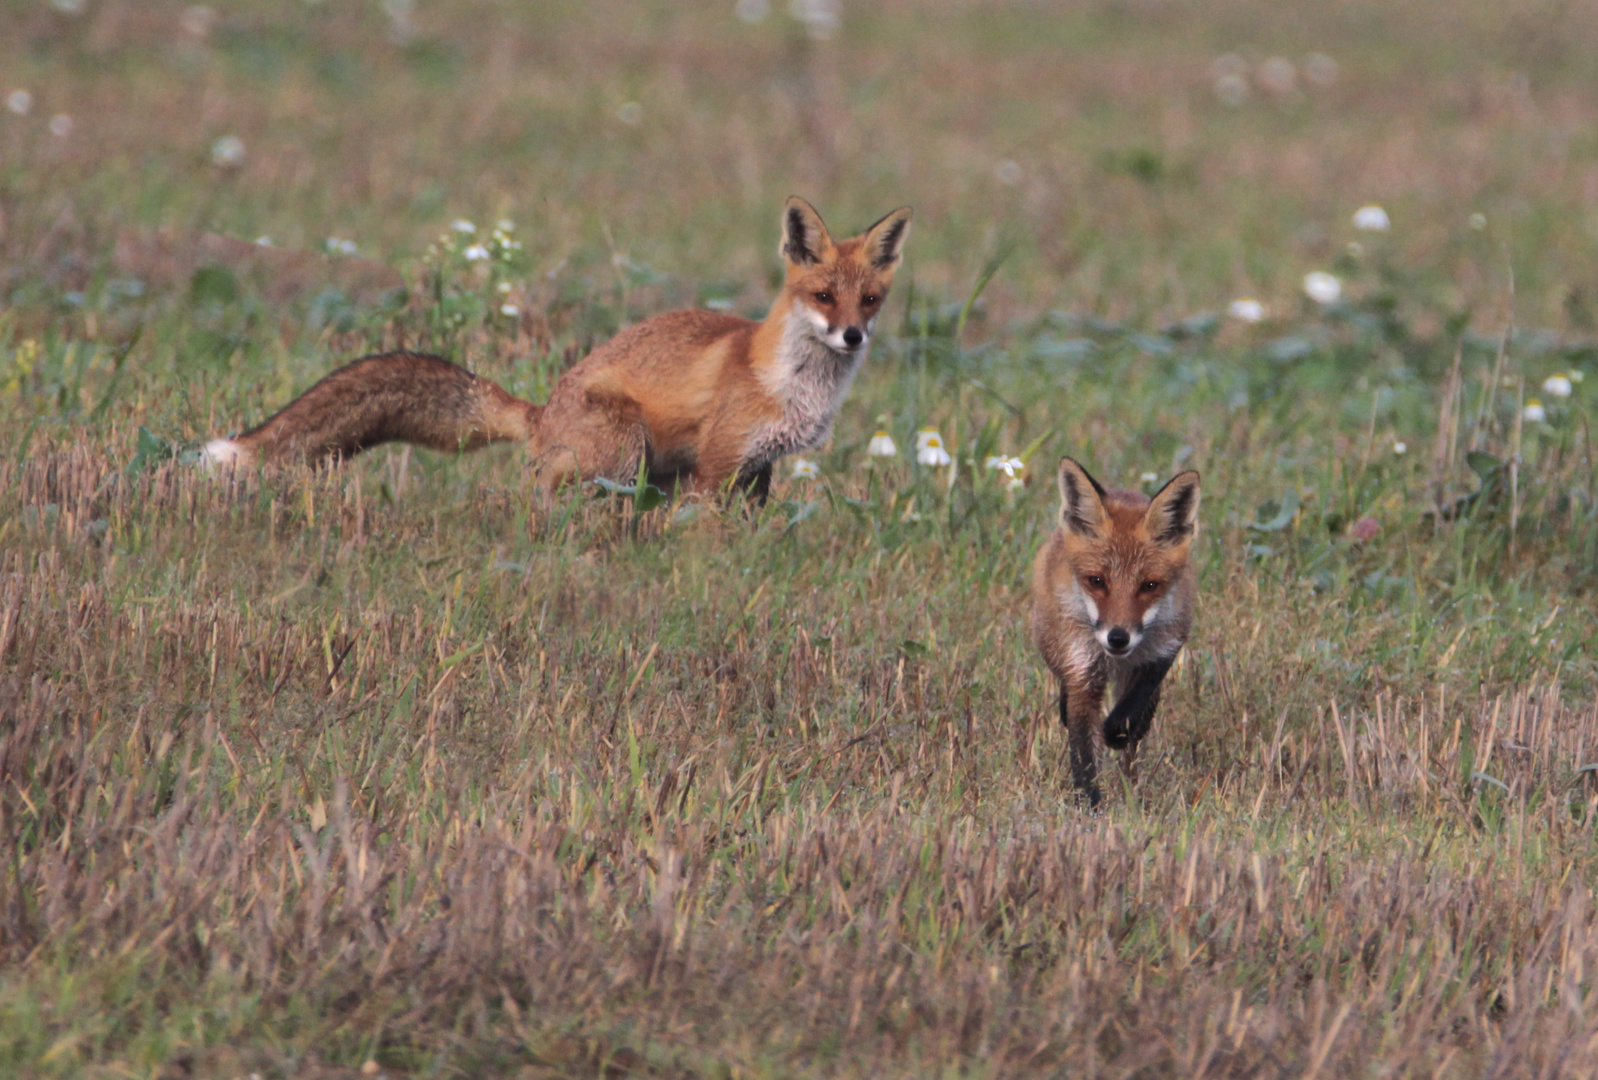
xmin=1032 ymin=458 xmax=1200 ymax=807
xmin=203 ymin=197 xmax=911 ymax=503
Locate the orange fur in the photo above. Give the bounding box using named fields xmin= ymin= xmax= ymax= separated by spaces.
xmin=204 ymin=198 xmax=911 ymax=506
xmin=1032 ymin=458 xmax=1200 ymax=806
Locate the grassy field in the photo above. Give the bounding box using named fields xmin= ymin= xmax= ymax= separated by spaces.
xmin=5 ymin=1 xmax=1598 ymax=1076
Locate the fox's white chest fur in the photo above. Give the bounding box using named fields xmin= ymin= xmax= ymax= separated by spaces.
xmin=744 ymin=309 xmax=864 ymax=469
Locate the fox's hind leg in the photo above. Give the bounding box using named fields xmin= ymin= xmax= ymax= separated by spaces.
xmin=526 ymin=402 xmax=649 ymax=514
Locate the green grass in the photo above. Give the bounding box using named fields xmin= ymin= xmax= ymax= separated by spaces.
xmin=4 ymin=1 xmax=1598 ymax=1076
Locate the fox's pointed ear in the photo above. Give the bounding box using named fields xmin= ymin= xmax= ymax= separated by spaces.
xmin=1057 ymin=458 xmax=1109 ymax=538
xmin=780 ymin=196 xmax=832 ymax=266
xmin=862 ymin=206 xmax=913 ymax=271
xmin=1144 ymin=470 xmax=1201 ymax=546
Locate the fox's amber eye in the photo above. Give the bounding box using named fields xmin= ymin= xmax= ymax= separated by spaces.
xmin=1139 ymin=580 xmax=1162 ymax=594
xmin=1085 ymin=575 xmax=1106 ymax=590
xmin=862 ymin=294 xmax=879 ymax=306
xmin=814 ymin=291 xmax=834 ymax=305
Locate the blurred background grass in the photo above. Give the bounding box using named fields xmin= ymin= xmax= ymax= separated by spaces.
xmin=5 ymin=1 xmax=1598 ymax=1076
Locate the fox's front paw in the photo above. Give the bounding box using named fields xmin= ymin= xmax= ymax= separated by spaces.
xmin=1102 ymin=717 xmax=1131 ymax=749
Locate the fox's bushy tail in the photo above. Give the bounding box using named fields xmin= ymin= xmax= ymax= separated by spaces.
xmin=204 ymin=351 xmax=538 ymax=468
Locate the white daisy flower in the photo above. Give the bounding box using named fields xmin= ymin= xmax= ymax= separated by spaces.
xmin=789 ymin=0 xmax=839 ymax=40
xmin=499 ymin=304 xmax=520 ymax=318
xmin=791 ymin=457 xmax=820 ymax=479
xmin=1542 ymin=374 xmax=1573 ymax=398
xmin=210 ymin=134 xmax=245 ymax=167
xmin=1227 ymin=297 xmax=1266 ymax=323
xmin=986 ymin=455 xmax=1025 ymax=490
xmin=994 ymin=160 xmax=1022 ymax=186
xmin=866 ymin=430 xmax=898 ymax=457
xmin=1393 ymin=441 xmax=1407 ymax=455
xmin=1212 ymin=73 xmax=1249 ymax=106
xmin=496 ymin=218 xmax=515 ymax=232
xmin=1469 ymin=213 xmax=1487 ymax=230
xmin=1257 ymin=57 xmax=1297 ymax=96
xmin=1303 ymin=53 xmax=1339 ymax=88
xmin=5 ymin=90 xmax=32 ymax=116
xmin=916 ymin=429 xmax=951 ymax=467
xmin=1302 ymin=271 xmax=1342 ymax=305
xmin=1140 ymin=471 xmax=1159 ymax=484
xmin=462 ymin=244 xmax=489 ymax=261
xmin=451 ymin=219 xmax=476 ymax=234
xmin=325 ymin=237 xmax=358 ymax=256
xmin=1523 ymin=400 xmax=1547 ymax=424
xmin=48 ymin=114 xmax=73 ymax=137
xmin=1352 ymin=205 xmax=1390 ymax=231
xmin=1569 ymin=369 xmax=1585 ymax=383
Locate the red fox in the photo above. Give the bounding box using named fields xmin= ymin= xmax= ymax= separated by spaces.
xmin=1031 ymin=457 xmax=1200 ymax=806
xmin=202 ymin=197 xmax=912 ymax=503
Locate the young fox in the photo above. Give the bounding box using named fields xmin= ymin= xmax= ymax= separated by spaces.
xmin=1031 ymin=458 xmax=1200 ymax=806
xmin=203 ymin=197 xmax=912 ymax=502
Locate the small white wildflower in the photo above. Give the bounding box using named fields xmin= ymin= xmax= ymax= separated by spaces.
xmin=1213 ymin=73 xmax=1249 ymax=106
xmin=1523 ymin=400 xmax=1547 ymax=424
xmin=734 ymin=0 xmax=769 ymax=22
xmin=789 ymin=0 xmax=839 ymax=40
xmin=1352 ymin=205 xmax=1390 ymax=231
xmin=496 ymin=281 xmax=514 ymax=294
xmin=1393 ymin=441 xmax=1407 ymax=455
xmin=1210 ymin=53 xmax=1248 ymax=79
xmin=499 ymin=303 xmax=520 ymax=318
xmin=1469 ymin=212 xmax=1487 ymax=230
xmin=1227 ymin=297 xmax=1266 ymax=323
xmin=1569 ymin=369 xmax=1585 ymax=383
xmin=1303 ymin=53 xmax=1339 ymax=88
xmin=791 ymin=457 xmax=820 ymax=479
xmin=1303 ymin=271 xmax=1342 ymax=305
xmin=994 ymin=159 xmax=1022 ymax=186
xmin=985 ymin=456 xmax=1026 ymax=490
xmin=1140 ymin=471 xmax=1159 ymax=484
xmin=866 ymin=430 xmax=898 ymax=458
xmin=1542 ymin=374 xmax=1573 ymax=398
xmin=1257 ymin=57 xmax=1297 ymax=96
xmin=451 ymin=219 xmax=476 ymax=234
xmin=462 ymin=244 xmax=489 ymax=261
xmin=50 ymin=0 xmax=86 ymax=13
xmin=210 ymin=134 xmax=245 ymax=167
xmin=6 ymin=90 xmax=32 ymax=116
xmin=616 ymin=102 xmax=643 ymax=125
xmin=48 ymin=114 xmax=73 ymax=138
xmin=180 ymin=5 xmax=218 ymax=37
xmin=325 ymin=237 xmax=358 ymax=256
xmin=496 ymin=218 xmax=515 ymax=232
xmin=253 ymin=235 xmax=273 ymax=247
xmin=916 ymin=429 xmax=952 ymax=467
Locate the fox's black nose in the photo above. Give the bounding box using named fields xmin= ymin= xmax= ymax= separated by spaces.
xmin=1106 ymin=627 xmax=1131 ymax=651
xmin=842 ymin=327 xmax=864 ymax=348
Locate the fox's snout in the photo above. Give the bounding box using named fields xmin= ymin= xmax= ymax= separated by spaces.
xmin=1096 ymin=623 xmax=1141 ymax=658
xmin=842 ymin=326 xmax=863 ymax=349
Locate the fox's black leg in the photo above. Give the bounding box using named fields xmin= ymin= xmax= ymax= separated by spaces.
xmin=1061 ymin=685 xmax=1102 ymax=808
xmin=1103 ymin=655 xmax=1176 ymax=751
xmin=742 ymin=463 xmax=773 ymax=506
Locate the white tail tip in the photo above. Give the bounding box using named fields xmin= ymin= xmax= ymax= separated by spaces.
xmin=200 ymin=438 xmax=248 ymax=472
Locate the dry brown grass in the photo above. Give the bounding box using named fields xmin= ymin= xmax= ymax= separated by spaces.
xmin=6 ymin=0 xmax=1598 ymax=1075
